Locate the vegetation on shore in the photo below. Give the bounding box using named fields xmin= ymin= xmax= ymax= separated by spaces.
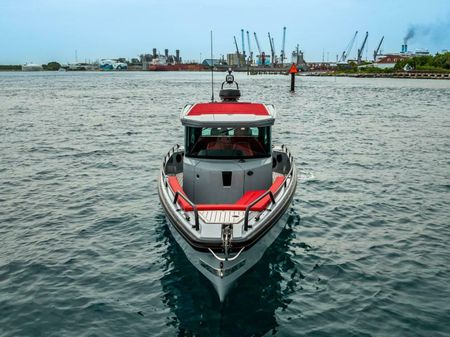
xmin=42 ymin=62 xmax=61 ymax=71
xmin=333 ymin=52 xmax=450 ymax=74
xmin=0 ymin=62 xmax=61 ymax=71
xmin=0 ymin=65 xmax=21 ymax=71
xmin=394 ymin=52 xmax=450 ymax=72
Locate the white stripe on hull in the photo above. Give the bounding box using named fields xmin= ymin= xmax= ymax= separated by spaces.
xmin=166 ymin=211 xmax=290 ymax=302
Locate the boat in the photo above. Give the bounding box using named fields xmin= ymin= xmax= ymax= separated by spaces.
xmin=21 ymin=63 xmax=43 ymax=71
xmin=147 ymin=63 xmax=206 ymax=71
xmin=158 ymin=70 xmax=297 ymax=301
xmin=99 ymin=59 xmax=128 ymax=71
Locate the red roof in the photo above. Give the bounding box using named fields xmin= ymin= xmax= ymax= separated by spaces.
xmin=187 ymin=103 xmax=269 ymax=116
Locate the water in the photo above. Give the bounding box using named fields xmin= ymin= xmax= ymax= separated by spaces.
xmin=1 ymin=72 xmax=449 ymax=337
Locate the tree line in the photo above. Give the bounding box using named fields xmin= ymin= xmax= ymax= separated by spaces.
xmin=395 ymin=52 xmax=450 ymax=72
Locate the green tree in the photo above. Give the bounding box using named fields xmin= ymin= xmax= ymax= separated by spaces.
xmin=395 ymin=52 xmax=450 ymax=71
xmin=46 ymin=62 xmax=61 ymax=71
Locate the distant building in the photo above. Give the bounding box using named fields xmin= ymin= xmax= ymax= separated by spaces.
xmin=227 ymin=53 xmax=245 ymax=66
xmin=374 ymin=54 xmax=411 ymax=69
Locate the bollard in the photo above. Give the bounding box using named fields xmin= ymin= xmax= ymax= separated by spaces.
xmin=289 ymin=63 xmax=298 ymax=92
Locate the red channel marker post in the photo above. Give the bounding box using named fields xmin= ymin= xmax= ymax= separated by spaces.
xmin=289 ymin=63 xmax=299 ymax=92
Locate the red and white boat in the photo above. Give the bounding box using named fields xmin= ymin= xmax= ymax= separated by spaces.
xmin=158 ymin=71 xmax=297 ymax=301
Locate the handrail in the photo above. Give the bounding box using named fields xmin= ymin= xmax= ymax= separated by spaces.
xmin=208 ymin=247 xmax=245 ymax=262
xmin=162 ymin=144 xmax=198 ymax=231
xmin=163 ymin=143 xmax=294 ymax=233
xmin=173 ymin=191 xmax=199 ymax=231
xmin=244 ymin=190 xmax=275 ymax=231
xmin=243 ymin=144 xmax=295 ymax=231
xmin=163 ymin=144 xmax=181 ymax=167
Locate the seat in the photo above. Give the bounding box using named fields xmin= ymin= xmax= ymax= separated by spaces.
xmin=167 ymin=175 xmax=285 ymax=213
xmin=233 ymin=142 xmax=253 ymax=156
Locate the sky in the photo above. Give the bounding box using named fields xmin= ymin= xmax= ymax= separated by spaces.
xmin=1 ymin=0 xmax=449 ymax=64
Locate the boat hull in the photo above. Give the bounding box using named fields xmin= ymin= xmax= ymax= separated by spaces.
xmin=164 ymin=203 xmax=292 ymax=302
xmin=158 ymin=145 xmax=297 ymax=302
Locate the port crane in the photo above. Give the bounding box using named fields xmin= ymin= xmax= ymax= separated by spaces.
xmin=254 ymin=32 xmax=264 ymax=65
xmin=339 ymin=31 xmax=358 ymax=62
xmin=357 ymin=31 xmax=369 ymax=64
xmin=246 ymin=31 xmax=253 ymax=64
xmin=241 ymin=29 xmax=246 ymax=62
xmin=280 ymin=27 xmax=286 ymax=65
xmin=272 ymin=37 xmax=276 ymax=64
xmin=373 ymin=36 xmax=384 ymax=61
xmin=233 ymin=35 xmax=241 ymax=67
xmin=268 ymin=32 xmax=275 ymax=66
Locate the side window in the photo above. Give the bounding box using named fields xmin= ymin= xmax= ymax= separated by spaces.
xmin=250 ymin=127 xmax=259 ymax=136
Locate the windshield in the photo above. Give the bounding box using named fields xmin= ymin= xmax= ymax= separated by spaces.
xmin=185 ymin=126 xmax=271 ymax=159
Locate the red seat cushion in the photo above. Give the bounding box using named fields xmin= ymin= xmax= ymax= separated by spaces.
xmin=235 ymin=190 xmax=266 ymax=205
xmin=167 ymin=176 xmax=195 ymax=211
xmin=250 ymin=176 xmax=285 ymax=211
xmin=167 ymin=175 xmax=285 ymax=212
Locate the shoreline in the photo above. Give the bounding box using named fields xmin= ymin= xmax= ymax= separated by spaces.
xmin=2 ymin=68 xmax=450 ymax=80
xmin=301 ymin=71 xmax=450 ymax=80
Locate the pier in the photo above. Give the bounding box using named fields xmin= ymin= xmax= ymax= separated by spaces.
xmin=303 ymin=71 xmax=450 ymax=80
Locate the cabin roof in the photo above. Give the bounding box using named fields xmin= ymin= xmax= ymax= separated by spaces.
xmin=187 ymin=103 xmax=270 ymax=116
xmin=181 ymin=102 xmax=275 ymax=128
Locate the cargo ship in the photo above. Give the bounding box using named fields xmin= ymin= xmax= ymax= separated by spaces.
xmin=147 ymin=63 xmax=206 ymax=71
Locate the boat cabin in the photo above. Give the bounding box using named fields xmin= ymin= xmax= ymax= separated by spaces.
xmin=161 ymin=70 xmax=294 ymax=231
xmin=179 ymin=75 xmax=276 ymax=206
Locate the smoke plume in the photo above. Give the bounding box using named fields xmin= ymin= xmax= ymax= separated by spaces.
xmin=404 ymin=14 xmax=450 ymax=46
xmin=404 ymin=27 xmax=415 ymax=43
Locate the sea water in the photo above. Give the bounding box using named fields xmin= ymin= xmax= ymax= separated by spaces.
xmin=1 ymin=71 xmax=449 ymax=336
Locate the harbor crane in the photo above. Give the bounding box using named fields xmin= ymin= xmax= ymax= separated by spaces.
xmin=357 ymin=31 xmax=369 ymax=64
xmin=339 ymin=31 xmax=358 ymax=62
xmin=272 ymin=37 xmax=276 ymax=63
xmin=373 ymin=36 xmax=384 ymax=61
xmin=254 ymin=32 xmax=262 ymax=55
xmin=246 ymin=31 xmax=253 ymax=64
xmin=254 ymin=32 xmax=265 ymax=65
xmin=241 ymin=29 xmax=246 ymax=62
xmin=233 ymin=35 xmax=241 ymax=67
xmin=280 ymin=27 xmax=286 ymax=65
xmin=268 ymin=32 xmax=275 ymax=66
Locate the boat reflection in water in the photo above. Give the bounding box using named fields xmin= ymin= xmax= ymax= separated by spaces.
xmin=157 ymin=210 xmax=301 ymax=336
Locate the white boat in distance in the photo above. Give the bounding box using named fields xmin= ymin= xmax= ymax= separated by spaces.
xmin=21 ymin=63 xmax=43 ymax=71
xmin=158 ymin=71 xmax=297 ymax=301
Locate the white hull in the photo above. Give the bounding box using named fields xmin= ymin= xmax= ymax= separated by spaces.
xmin=21 ymin=64 xmax=43 ymax=71
xmin=157 ymin=82 xmax=297 ymax=303
xmin=166 ymin=210 xmax=290 ymax=301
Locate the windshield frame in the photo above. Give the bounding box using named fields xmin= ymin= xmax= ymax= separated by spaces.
xmin=185 ymin=126 xmax=272 ymax=159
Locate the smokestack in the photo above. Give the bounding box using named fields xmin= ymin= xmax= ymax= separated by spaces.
xmin=152 ymin=48 xmax=157 ymax=58
xmin=165 ymin=49 xmax=169 ymax=58
xmin=175 ymin=50 xmax=180 ymax=63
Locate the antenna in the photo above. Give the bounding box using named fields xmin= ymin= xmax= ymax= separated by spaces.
xmin=210 ymin=30 xmax=214 ymax=102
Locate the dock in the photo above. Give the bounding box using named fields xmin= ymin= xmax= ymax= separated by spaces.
xmin=303 ymin=72 xmax=450 ymax=80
